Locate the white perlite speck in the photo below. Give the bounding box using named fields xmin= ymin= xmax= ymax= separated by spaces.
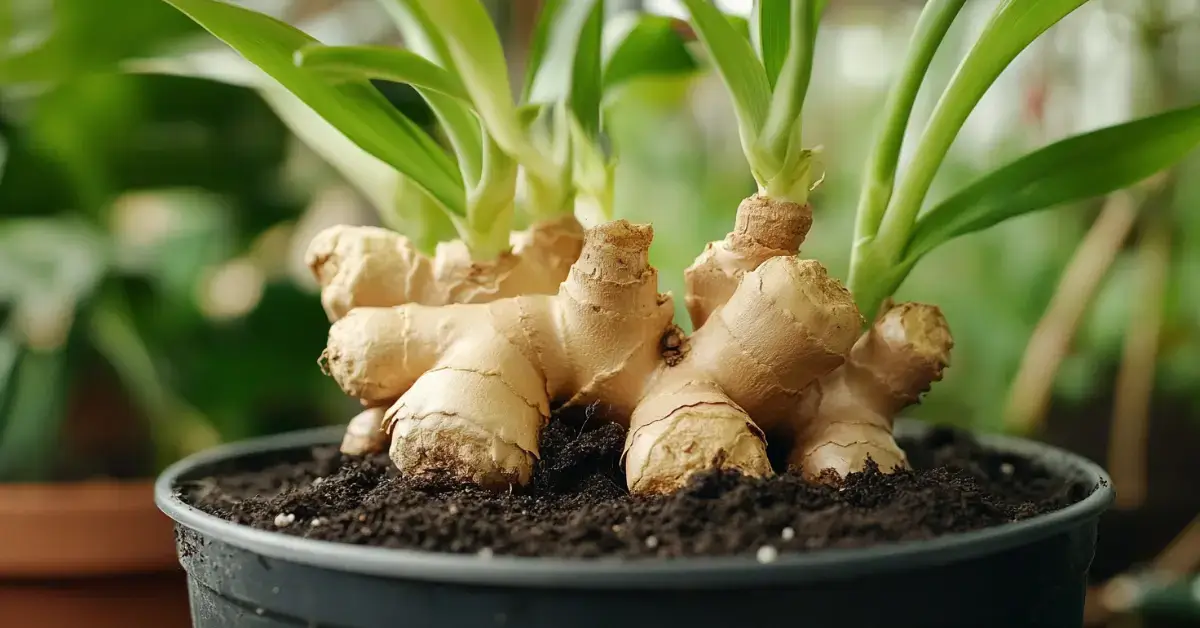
xmin=1000 ymin=462 xmax=1015 ymax=475
xmin=273 ymin=513 xmax=295 ymax=527
xmin=310 ymin=518 xmax=323 ymax=527
xmin=645 ymin=536 xmax=659 ymax=549
xmin=781 ymin=527 xmax=795 ymax=541
xmin=478 ymin=547 xmax=495 ymax=559
xmin=756 ymin=545 xmax=779 ymax=564
xmin=312 ymin=477 xmax=324 ymax=485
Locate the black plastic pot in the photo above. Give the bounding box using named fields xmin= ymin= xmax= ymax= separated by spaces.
xmin=156 ymin=421 xmax=1114 ymax=628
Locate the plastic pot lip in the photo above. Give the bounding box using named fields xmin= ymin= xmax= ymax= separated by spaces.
xmin=156 ymin=420 xmax=1113 ymax=590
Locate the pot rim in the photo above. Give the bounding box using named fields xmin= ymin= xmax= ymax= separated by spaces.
xmin=155 ymin=420 xmax=1113 ymax=590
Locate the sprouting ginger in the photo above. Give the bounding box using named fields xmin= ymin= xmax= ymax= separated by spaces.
xmin=316 ymin=195 xmax=953 ymax=493
xmin=306 ymin=215 xmax=583 ymax=456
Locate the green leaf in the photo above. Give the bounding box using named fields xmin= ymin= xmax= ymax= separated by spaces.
xmin=293 ymin=44 xmax=487 ymax=188
xmin=752 ymin=0 xmax=790 ymax=88
xmin=905 ymin=103 xmax=1200 ymax=263
xmin=725 ymin=14 xmax=751 ymax=41
xmin=851 ymin=0 xmax=968 ymax=243
xmin=525 ymin=0 xmax=605 ymax=138
xmin=422 ymin=90 xmax=486 ymax=188
xmin=758 ymin=0 xmax=818 ymax=163
xmin=372 ymin=1 xmax=484 ymax=187
xmin=0 ymin=332 xmax=20 ymax=422
xmin=878 ymin=0 xmax=1089 ymax=247
xmin=295 ymin=45 xmax=471 ymax=101
xmin=680 ymin=0 xmax=772 ymax=136
xmin=602 ymin=13 xmax=698 ymax=92
xmin=0 ymin=0 xmax=198 ymax=85
xmin=404 ymin=0 xmax=530 ymax=164
xmin=378 ymin=0 xmax=455 ymax=69
xmin=160 ymin=0 xmax=465 ymax=216
xmin=0 ymin=347 xmax=67 ymax=481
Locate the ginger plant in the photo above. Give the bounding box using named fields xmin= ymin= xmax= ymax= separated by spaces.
xmin=159 ymin=0 xmax=696 ymax=454
xmin=169 ymin=0 xmax=1200 ymax=494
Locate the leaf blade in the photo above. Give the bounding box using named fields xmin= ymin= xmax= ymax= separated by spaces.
xmin=680 ymin=0 xmax=771 ymax=135
xmin=295 ymin=44 xmax=470 ymax=101
xmin=752 ymin=0 xmax=790 ymax=88
xmin=405 ymin=0 xmax=528 ymax=161
xmin=905 ymin=103 xmax=1200 ymax=262
xmin=161 ymin=0 xmax=465 ymax=215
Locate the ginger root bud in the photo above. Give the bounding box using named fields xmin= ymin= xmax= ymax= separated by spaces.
xmin=684 ymin=194 xmax=812 ymax=328
xmin=792 ymin=302 xmax=954 ymax=479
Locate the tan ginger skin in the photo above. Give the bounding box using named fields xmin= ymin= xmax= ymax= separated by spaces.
xmin=315 ymin=196 xmax=953 ymax=493
xmin=306 ymin=215 xmax=584 ymax=455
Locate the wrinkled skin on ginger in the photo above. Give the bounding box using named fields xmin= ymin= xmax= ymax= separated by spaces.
xmin=315 ymin=197 xmax=952 ymax=493
xmin=306 ymin=215 xmax=583 ymax=455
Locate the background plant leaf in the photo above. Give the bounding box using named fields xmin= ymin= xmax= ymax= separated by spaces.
xmin=602 ymin=13 xmax=698 ymax=93
xmin=0 ymin=347 xmax=67 ymax=481
xmin=905 ymin=103 xmax=1200 ymax=262
xmin=0 ymin=0 xmax=198 ymax=85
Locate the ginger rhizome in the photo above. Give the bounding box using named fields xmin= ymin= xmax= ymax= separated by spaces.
xmin=307 ymin=215 xmax=584 ymax=455
xmin=317 ymin=194 xmax=954 ymax=493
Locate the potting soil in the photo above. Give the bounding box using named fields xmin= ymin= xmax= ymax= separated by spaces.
xmin=183 ymin=417 xmax=1091 ymax=559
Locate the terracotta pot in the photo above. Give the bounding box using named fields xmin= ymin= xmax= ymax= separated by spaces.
xmin=0 ymin=479 xmax=191 ymax=628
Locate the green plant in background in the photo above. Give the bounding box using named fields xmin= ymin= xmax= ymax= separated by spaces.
xmin=0 ymin=2 xmax=369 ymax=481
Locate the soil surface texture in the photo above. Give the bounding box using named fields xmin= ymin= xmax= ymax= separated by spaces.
xmin=182 ymin=417 xmax=1093 ymax=559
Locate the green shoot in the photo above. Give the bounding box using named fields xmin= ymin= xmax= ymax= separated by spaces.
xmin=850 ymin=0 xmax=967 ymax=259
xmin=681 ymin=0 xmax=826 ymax=204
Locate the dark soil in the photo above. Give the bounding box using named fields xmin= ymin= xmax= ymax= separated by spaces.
xmin=182 ymin=417 xmax=1092 ymax=559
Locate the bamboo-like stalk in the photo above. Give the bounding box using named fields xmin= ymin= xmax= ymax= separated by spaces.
xmin=1002 ymin=190 xmax=1139 ymax=434
xmin=1108 ymin=214 xmax=1171 ymax=511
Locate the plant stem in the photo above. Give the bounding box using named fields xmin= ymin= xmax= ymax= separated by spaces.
xmin=850 ymin=0 xmax=966 ymax=248
xmin=465 ymin=134 xmax=519 ymax=260
xmin=871 ymin=0 xmax=1089 ymax=264
xmin=758 ymin=0 xmax=817 ymax=160
xmin=1002 ymin=190 xmax=1139 ymax=435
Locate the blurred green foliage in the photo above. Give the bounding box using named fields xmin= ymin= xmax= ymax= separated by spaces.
xmin=0 ymin=1 xmax=358 ymax=481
